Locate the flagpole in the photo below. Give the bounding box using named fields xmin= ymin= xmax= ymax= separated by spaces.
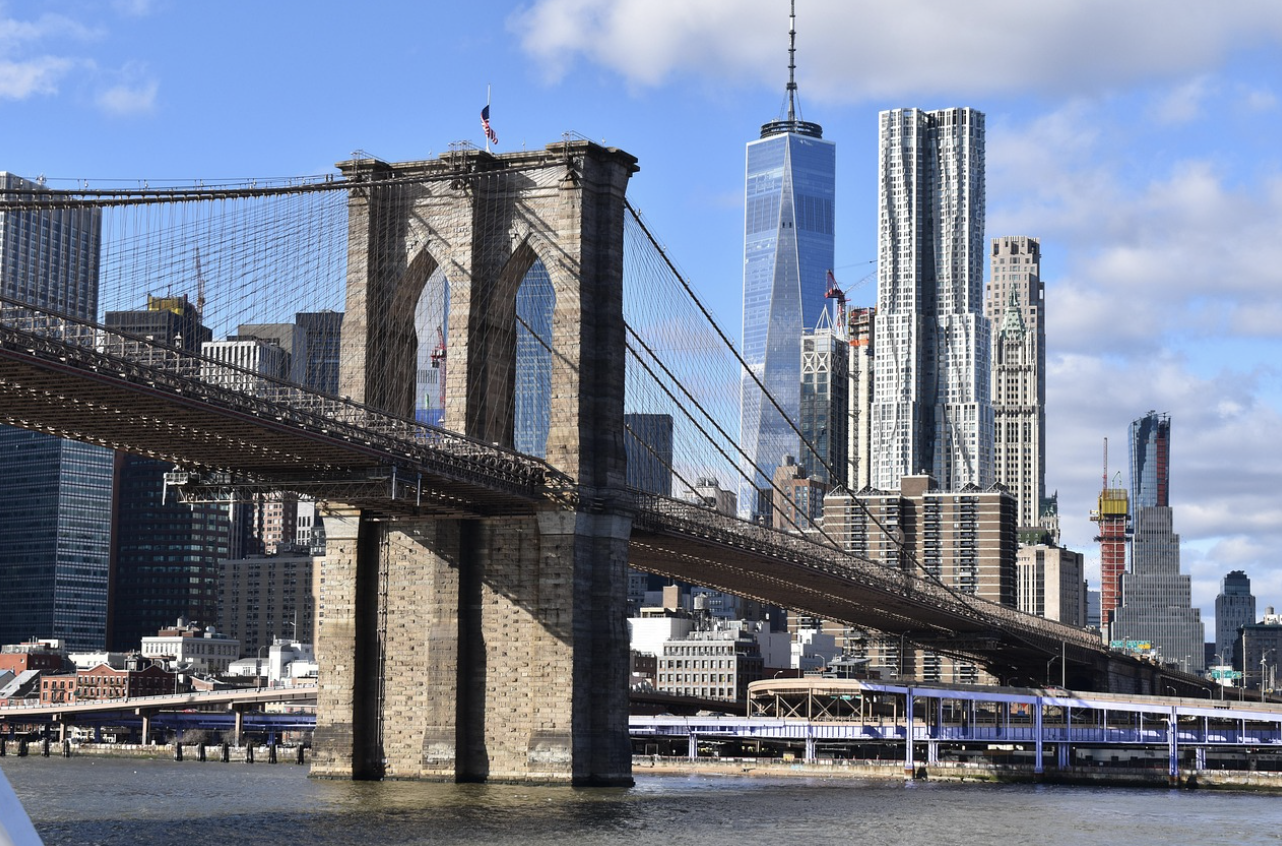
xmin=485 ymin=84 xmax=491 ymax=153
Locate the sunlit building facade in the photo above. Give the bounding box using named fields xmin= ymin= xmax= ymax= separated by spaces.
xmin=870 ymin=108 xmax=991 ymax=492
xmin=738 ymin=113 xmax=835 ymax=520
xmin=985 ymin=236 xmax=1045 ymax=529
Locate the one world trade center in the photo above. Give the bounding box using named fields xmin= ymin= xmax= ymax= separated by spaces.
xmin=738 ymin=2 xmax=835 ymax=521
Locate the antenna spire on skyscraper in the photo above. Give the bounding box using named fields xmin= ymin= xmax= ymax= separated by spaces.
xmin=760 ymin=0 xmax=822 ymax=139
xmin=786 ymin=0 xmax=798 ymax=123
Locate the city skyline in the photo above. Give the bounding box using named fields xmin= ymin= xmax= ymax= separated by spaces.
xmin=6 ymin=1 xmax=1282 ymax=629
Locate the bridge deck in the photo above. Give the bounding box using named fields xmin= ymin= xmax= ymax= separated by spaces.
xmin=1 ymin=303 xmax=1149 ymax=688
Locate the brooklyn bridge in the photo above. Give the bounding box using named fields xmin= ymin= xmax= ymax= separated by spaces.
xmin=0 ymin=139 xmax=1198 ymax=786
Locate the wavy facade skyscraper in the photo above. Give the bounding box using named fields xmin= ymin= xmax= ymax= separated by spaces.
xmin=738 ymin=4 xmax=835 ymax=520
xmin=870 ymin=108 xmax=992 ymax=493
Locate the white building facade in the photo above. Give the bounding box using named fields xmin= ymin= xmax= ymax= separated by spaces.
xmin=871 ymin=107 xmax=992 ymax=492
xmin=141 ymin=621 xmax=240 ymax=674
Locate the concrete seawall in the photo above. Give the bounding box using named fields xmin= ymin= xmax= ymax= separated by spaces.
xmin=633 ymin=756 xmax=1282 ymax=792
xmin=1 ymin=741 xmax=308 ymax=765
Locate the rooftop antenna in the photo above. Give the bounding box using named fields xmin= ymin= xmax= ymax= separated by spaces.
xmin=786 ymin=0 xmax=798 ymax=122
xmin=761 ymin=1 xmax=821 ymax=139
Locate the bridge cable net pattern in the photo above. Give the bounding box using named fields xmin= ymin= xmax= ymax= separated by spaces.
xmin=0 ymin=165 xmax=1101 ymax=668
xmin=617 ymin=203 xmax=1099 ymax=665
xmin=0 ymin=169 xmax=562 ymax=515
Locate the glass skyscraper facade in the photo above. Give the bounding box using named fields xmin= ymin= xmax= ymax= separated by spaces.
xmin=0 ymin=172 xmax=114 ymax=650
xmin=514 ymin=260 xmax=554 ymax=458
xmin=738 ymin=114 xmax=835 ymax=520
xmin=296 ymin=310 xmax=344 ymax=395
xmin=799 ymin=318 xmax=847 ymax=486
xmin=1215 ymin=570 xmax=1255 ymax=667
xmin=1113 ymin=411 xmax=1204 ymax=671
xmin=101 ymin=300 xmax=232 ymax=650
xmin=1130 ymin=410 xmax=1170 ymax=509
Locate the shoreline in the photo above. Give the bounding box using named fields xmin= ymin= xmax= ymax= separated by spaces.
xmin=632 ymin=755 xmax=1282 ymax=791
xmin=7 ymin=745 xmax=1282 ymax=792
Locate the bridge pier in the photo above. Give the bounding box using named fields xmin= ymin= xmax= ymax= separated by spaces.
xmin=313 ymin=506 xmax=633 ymax=784
xmin=231 ymin=706 xmax=245 ymax=747
xmin=313 ymin=141 xmax=638 ymax=785
xmin=904 ymin=688 xmax=915 ymax=777
xmin=1034 ymin=700 xmax=1044 ymax=776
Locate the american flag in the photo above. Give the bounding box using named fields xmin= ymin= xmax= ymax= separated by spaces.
xmin=481 ymin=105 xmax=498 ymax=145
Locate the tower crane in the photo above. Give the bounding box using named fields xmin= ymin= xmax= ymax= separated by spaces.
xmin=824 ymin=269 xmax=847 ymax=326
xmin=825 ymin=265 xmax=876 ymax=331
xmin=430 ymin=326 xmax=446 ymax=421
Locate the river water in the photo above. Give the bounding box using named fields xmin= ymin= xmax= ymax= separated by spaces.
xmin=4 ymin=757 xmax=1281 ymax=846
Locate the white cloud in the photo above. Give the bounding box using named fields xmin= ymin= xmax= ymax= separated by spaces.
xmin=1239 ymin=85 xmax=1278 ymax=113
xmin=511 ymin=0 xmax=1282 ymax=101
xmin=0 ymin=6 xmax=156 ymax=111
xmin=0 ymin=7 xmax=99 ymax=100
xmin=111 ymin=0 xmax=161 ymax=17
xmin=1151 ymin=76 xmax=1215 ymax=124
xmin=990 ymin=105 xmax=1282 ymax=357
xmin=985 ymin=98 xmax=1282 ymax=613
xmin=0 ymin=56 xmax=74 ymax=99
xmin=0 ymin=12 xmax=100 ymax=47
xmin=96 ymin=78 xmax=158 ymax=116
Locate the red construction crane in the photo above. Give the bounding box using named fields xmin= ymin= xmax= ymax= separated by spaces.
xmin=430 ymin=326 xmax=446 ymax=415
xmin=825 ymin=269 xmax=847 ymax=326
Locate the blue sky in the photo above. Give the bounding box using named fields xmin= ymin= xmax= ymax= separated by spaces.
xmin=7 ymin=0 xmax=1282 ymax=632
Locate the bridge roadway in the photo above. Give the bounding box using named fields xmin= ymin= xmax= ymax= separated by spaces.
xmin=0 ymin=684 xmax=317 ymax=722
xmin=0 ymin=299 xmax=556 ymax=517
xmin=0 ymin=301 xmax=1148 ymax=689
xmin=0 ymin=684 xmax=317 ymax=744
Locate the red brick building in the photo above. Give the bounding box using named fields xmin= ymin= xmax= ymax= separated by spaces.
xmin=39 ymin=674 xmax=77 ymax=704
xmin=0 ymin=641 xmax=66 ymax=675
xmin=38 ymin=662 xmax=173 ymax=704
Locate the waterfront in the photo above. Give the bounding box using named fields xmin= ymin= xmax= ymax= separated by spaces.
xmin=4 ymin=757 xmax=1282 ymax=846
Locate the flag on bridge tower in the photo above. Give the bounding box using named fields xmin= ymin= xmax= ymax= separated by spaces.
xmin=481 ymin=104 xmax=498 ymax=149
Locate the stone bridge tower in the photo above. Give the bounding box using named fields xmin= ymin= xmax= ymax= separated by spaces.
xmin=312 ymin=141 xmax=638 ymax=785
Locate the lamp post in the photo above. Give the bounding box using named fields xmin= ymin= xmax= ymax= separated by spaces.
xmin=1241 ymin=629 xmax=1248 ymax=701
xmin=256 ymin=644 xmax=269 ymax=689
